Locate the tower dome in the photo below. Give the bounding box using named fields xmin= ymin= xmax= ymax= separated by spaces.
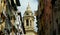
xmin=24 ymin=3 xmax=33 ymax=16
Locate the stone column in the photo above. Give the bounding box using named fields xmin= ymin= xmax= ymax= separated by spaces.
xmin=24 ymin=20 xmax=26 ymax=27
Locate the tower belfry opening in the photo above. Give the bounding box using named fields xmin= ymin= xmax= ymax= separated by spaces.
xmin=26 ymin=19 xmax=29 ymax=26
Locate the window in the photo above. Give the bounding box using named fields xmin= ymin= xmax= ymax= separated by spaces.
xmin=0 ymin=18 xmax=3 ymax=24
xmin=58 ymin=24 xmax=60 ymax=34
xmin=51 ymin=0 xmax=56 ymax=6
xmin=26 ymin=19 xmax=29 ymax=26
xmin=53 ymin=30 xmax=56 ymax=35
xmin=56 ymin=18 xmax=58 ymax=24
xmin=30 ymin=20 xmax=31 ymax=26
xmin=26 ymin=13 xmax=28 ymax=15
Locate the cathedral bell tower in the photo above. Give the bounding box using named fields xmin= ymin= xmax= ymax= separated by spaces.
xmin=23 ymin=3 xmax=37 ymax=35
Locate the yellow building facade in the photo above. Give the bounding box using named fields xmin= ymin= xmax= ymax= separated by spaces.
xmin=0 ymin=0 xmax=17 ymax=35
xmin=0 ymin=0 xmax=6 ymax=31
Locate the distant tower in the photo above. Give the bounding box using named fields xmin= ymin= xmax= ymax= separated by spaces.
xmin=23 ymin=3 xmax=37 ymax=35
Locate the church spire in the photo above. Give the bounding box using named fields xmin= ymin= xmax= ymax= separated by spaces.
xmin=26 ymin=2 xmax=31 ymax=11
xmin=24 ymin=2 xmax=33 ymax=16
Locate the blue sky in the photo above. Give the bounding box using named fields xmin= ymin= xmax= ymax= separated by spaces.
xmin=17 ymin=0 xmax=38 ymax=32
xmin=17 ymin=0 xmax=38 ymax=16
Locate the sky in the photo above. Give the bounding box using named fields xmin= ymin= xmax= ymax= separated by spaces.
xmin=17 ymin=0 xmax=38 ymax=32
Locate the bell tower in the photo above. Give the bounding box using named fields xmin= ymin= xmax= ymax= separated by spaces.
xmin=23 ymin=3 xmax=37 ymax=35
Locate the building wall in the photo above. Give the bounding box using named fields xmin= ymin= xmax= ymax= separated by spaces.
xmin=25 ymin=31 xmax=37 ymax=35
xmin=0 ymin=22 xmax=5 ymax=31
xmin=44 ymin=0 xmax=52 ymax=35
xmin=0 ymin=0 xmax=6 ymax=31
xmin=35 ymin=0 xmax=44 ymax=35
xmin=36 ymin=0 xmax=52 ymax=35
xmin=52 ymin=0 xmax=60 ymax=35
